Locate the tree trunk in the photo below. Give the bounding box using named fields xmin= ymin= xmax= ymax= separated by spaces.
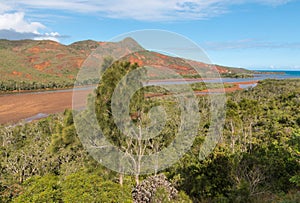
xmin=230 ymin=120 xmax=235 ymax=153
xmin=119 ymin=174 xmax=123 ymax=186
xmin=135 ymin=174 xmax=139 ymax=185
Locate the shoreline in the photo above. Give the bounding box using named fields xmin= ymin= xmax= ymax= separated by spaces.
xmin=0 ymin=80 xmax=259 ymax=125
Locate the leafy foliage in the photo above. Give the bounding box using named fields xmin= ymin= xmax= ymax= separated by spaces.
xmin=0 ymin=73 xmax=299 ymax=202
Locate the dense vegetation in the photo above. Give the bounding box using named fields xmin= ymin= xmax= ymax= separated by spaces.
xmin=0 ymin=61 xmax=299 ymax=202
xmin=0 ymin=80 xmax=74 ymax=92
xmin=167 ymin=79 xmax=300 ymax=202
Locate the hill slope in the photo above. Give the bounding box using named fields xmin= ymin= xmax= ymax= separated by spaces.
xmin=0 ymin=38 xmax=252 ymax=90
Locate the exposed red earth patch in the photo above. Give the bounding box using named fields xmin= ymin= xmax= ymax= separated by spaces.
xmin=28 ymin=46 xmax=42 ymax=54
xmin=145 ymin=93 xmax=168 ymax=98
xmin=12 ymin=71 xmax=22 ymax=76
xmin=98 ymin=42 xmax=107 ymax=46
xmin=75 ymin=58 xmax=85 ymax=67
xmin=28 ymin=57 xmax=39 ymax=63
xmin=228 ymin=81 xmax=259 ymax=85
xmin=56 ymin=54 xmax=67 ymax=59
xmin=34 ymin=61 xmax=51 ymax=71
xmin=25 ymin=73 xmax=32 ymax=79
xmin=197 ymin=86 xmax=241 ymax=93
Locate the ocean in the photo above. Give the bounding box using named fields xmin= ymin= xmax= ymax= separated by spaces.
xmin=146 ymin=70 xmax=300 ymax=86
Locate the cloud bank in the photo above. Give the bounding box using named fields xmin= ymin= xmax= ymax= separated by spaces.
xmin=5 ymin=0 xmax=294 ymax=21
xmin=0 ymin=12 xmax=45 ymax=33
xmin=0 ymin=4 xmax=64 ymax=41
xmin=0 ymin=29 xmax=65 ymax=41
xmin=0 ymin=0 xmax=294 ymax=41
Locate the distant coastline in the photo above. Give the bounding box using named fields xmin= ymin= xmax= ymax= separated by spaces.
xmin=253 ymin=70 xmax=300 ymax=76
xmin=255 ymin=70 xmax=285 ymax=75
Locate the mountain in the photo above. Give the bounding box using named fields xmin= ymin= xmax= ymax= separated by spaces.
xmin=0 ymin=38 xmax=252 ymax=88
xmin=122 ymin=50 xmax=252 ymax=77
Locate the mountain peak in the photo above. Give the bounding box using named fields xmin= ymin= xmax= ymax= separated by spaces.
xmin=120 ymin=37 xmax=145 ymax=51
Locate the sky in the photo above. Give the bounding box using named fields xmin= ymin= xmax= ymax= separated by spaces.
xmin=0 ymin=0 xmax=299 ymax=70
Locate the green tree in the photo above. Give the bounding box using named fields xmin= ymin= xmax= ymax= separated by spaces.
xmin=13 ymin=174 xmax=61 ymax=203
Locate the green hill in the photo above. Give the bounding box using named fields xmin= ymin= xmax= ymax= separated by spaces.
xmin=0 ymin=38 xmax=253 ymax=91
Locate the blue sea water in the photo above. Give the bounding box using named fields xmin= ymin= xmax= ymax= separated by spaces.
xmin=211 ymin=70 xmax=300 ymax=83
xmin=146 ymin=70 xmax=300 ymax=86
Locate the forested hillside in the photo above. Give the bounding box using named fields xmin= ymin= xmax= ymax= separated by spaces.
xmin=0 ymin=77 xmax=299 ymax=202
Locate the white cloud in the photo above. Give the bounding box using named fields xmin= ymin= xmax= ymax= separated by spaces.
xmin=0 ymin=10 xmax=64 ymax=41
xmin=0 ymin=29 xmax=65 ymax=41
xmin=0 ymin=12 xmax=45 ymax=33
xmin=0 ymin=2 xmax=11 ymax=13
xmin=0 ymin=0 xmax=294 ymax=41
xmin=34 ymin=32 xmax=61 ymax=42
xmin=5 ymin=0 xmax=295 ymax=21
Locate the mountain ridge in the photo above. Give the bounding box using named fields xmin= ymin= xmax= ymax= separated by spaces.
xmin=0 ymin=38 xmax=252 ymax=90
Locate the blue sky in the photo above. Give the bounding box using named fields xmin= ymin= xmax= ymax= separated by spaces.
xmin=0 ymin=0 xmax=299 ymax=70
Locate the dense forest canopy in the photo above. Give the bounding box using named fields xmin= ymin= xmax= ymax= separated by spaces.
xmin=0 ymin=62 xmax=299 ymax=202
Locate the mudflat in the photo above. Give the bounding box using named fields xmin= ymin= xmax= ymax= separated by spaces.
xmin=0 ymin=89 xmax=90 ymax=124
xmin=0 ymin=81 xmax=258 ymax=124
